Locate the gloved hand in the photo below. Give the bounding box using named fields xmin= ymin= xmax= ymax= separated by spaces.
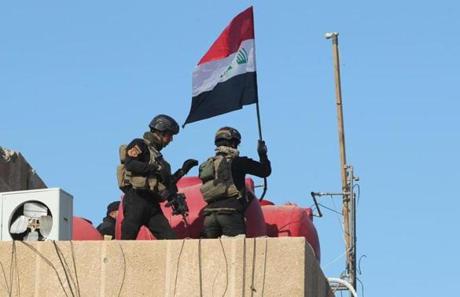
xmin=165 ymin=193 xmax=189 ymax=216
xmin=181 ymin=159 xmax=198 ymax=174
xmin=257 ymin=140 xmax=268 ymax=156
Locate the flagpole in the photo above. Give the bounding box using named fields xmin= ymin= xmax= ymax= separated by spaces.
xmin=255 ymin=100 xmax=267 ymax=200
xmin=255 ymin=101 xmax=263 ymax=140
xmin=251 ymin=6 xmax=268 ymax=200
xmin=251 ymin=6 xmax=263 ymax=142
xmin=254 ymin=82 xmax=268 ymax=200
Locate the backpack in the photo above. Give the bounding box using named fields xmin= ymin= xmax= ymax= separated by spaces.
xmin=116 ymin=144 xmax=131 ymax=192
xmin=199 ymin=155 xmax=241 ymax=203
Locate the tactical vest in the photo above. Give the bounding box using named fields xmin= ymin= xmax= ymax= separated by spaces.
xmin=116 ymin=140 xmax=170 ymax=193
xmin=199 ymin=154 xmax=241 ymax=203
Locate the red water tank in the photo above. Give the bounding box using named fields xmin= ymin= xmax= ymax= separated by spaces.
xmin=115 ymin=177 xmax=267 ymax=239
xmin=261 ymin=203 xmax=321 ymax=261
xmin=72 ymin=217 xmax=103 ymax=240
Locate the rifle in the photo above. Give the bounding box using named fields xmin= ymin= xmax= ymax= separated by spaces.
xmin=166 ymin=193 xmax=189 ymax=227
xmin=161 ymin=159 xmax=198 ymax=226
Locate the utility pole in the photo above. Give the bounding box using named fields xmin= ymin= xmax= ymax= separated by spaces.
xmin=325 ymin=32 xmax=356 ymax=293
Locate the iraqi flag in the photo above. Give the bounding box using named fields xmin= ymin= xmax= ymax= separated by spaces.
xmin=183 ymin=7 xmax=258 ymax=126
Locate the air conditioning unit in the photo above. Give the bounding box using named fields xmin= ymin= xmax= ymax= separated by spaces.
xmin=0 ymin=188 xmax=73 ymax=241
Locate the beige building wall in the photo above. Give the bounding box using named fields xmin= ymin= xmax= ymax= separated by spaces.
xmin=0 ymin=238 xmax=333 ymax=297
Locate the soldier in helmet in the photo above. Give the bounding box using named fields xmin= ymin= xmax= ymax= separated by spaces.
xmin=97 ymin=201 xmax=120 ymax=239
xmin=121 ymin=114 xmax=197 ymax=239
xmin=199 ymin=127 xmax=271 ymax=238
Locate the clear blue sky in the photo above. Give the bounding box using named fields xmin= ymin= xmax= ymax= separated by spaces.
xmin=1 ymin=1 xmax=458 ymax=296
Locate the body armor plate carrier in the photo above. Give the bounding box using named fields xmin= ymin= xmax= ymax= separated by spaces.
xmin=199 ymin=155 xmax=241 ymax=203
xmin=116 ymin=140 xmax=170 ymax=194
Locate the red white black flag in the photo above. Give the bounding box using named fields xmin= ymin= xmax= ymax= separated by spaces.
xmin=184 ymin=7 xmax=258 ymax=126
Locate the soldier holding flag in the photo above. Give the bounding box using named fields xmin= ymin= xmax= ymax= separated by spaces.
xmin=199 ymin=127 xmax=271 ymax=237
xmin=184 ymin=7 xmax=271 ymax=237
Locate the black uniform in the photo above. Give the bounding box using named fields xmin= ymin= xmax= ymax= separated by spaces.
xmin=97 ymin=216 xmax=116 ymax=238
xmin=203 ymin=154 xmax=271 ymax=238
xmin=121 ymin=138 xmax=177 ymax=240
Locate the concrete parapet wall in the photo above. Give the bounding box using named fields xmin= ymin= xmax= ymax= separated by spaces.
xmin=0 ymin=238 xmax=332 ymax=297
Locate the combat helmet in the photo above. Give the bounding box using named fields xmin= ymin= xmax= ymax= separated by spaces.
xmin=149 ymin=114 xmax=179 ymax=135
xmin=215 ymin=127 xmax=241 ymax=146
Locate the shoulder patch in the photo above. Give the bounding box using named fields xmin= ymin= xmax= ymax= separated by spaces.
xmin=127 ymin=145 xmax=142 ymax=157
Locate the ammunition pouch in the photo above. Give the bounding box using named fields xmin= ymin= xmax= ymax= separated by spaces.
xmin=201 ymin=179 xmax=240 ymax=203
xmin=116 ymin=164 xmax=131 ymax=192
xmin=129 ymin=176 xmax=147 ymax=189
xmin=199 ymin=158 xmax=215 ymax=183
xmin=116 ymin=145 xmax=131 ymax=191
xmin=129 ymin=176 xmax=167 ymax=193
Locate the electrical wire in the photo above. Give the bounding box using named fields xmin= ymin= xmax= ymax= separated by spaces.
xmin=69 ymin=241 xmax=81 ymax=297
xmin=219 ymin=237 xmax=229 ymax=297
xmin=19 ymin=241 xmax=70 ymax=297
xmin=317 ymin=203 xmax=343 ymax=216
xmin=250 ymin=238 xmax=257 ymax=296
xmin=52 ymin=241 xmax=79 ymax=297
xmin=8 ymin=241 xmax=19 ymax=297
xmin=331 ymin=195 xmax=345 ymax=227
xmin=172 ymin=239 xmax=186 ymax=297
xmin=329 ymin=194 xmax=348 ymax=245
xmin=8 ymin=241 xmax=14 ymax=297
xmin=198 ymin=239 xmax=203 ymax=297
xmin=53 ymin=241 xmax=79 ymax=297
xmin=52 ymin=241 xmax=77 ymax=297
xmin=242 ymin=237 xmax=247 ymax=297
xmin=0 ymin=261 xmax=9 ymax=294
xmin=357 ymin=255 xmax=366 ymax=275
xmin=357 ymin=277 xmax=365 ymax=297
xmin=13 ymin=241 xmax=20 ymax=297
xmin=211 ymin=238 xmax=228 ymax=297
xmin=323 ymin=250 xmax=347 ymax=269
xmin=356 ymin=255 xmax=367 ymax=297
xmin=260 ymin=238 xmax=268 ymax=297
xmin=353 ymin=184 xmax=361 ymax=205
xmin=318 ymin=194 xmax=355 ymax=275
xmin=117 ymin=243 xmax=127 ymax=297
